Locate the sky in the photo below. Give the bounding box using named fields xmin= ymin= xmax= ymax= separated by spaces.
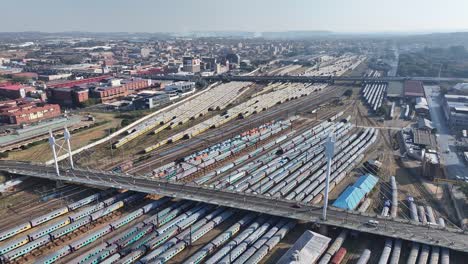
xmin=2 ymin=0 xmax=468 ymax=33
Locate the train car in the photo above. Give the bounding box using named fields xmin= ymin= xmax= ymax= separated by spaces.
xmin=98 ymin=253 xmax=121 ymax=264
xmin=331 ymin=247 xmax=347 ymax=264
xmin=28 ymin=218 xmax=71 ymax=241
xmin=70 ymin=225 xmax=112 ymax=251
xmin=68 ymin=193 xmax=101 ymax=211
xmin=50 ymin=216 xmax=92 ymax=240
xmin=90 ymin=201 xmax=124 ymax=221
xmin=122 ymin=193 xmax=146 ymax=205
xmin=82 ymin=244 xmax=119 ymax=264
xmin=36 ymin=245 xmax=72 ymax=264
xmin=69 ymin=203 xmax=105 ymax=222
xmin=0 ymin=236 xmax=29 ymax=255
xmin=0 ymin=222 xmax=32 ymax=241
xmin=119 ymin=249 xmax=146 ymax=264
xmin=110 ymin=209 xmax=144 ymax=230
xmin=2 ymin=235 xmax=50 ymax=262
xmin=30 ymin=207 xmax=69 ymax=227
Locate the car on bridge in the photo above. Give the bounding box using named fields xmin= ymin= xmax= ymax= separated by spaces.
xmin=366 ymin=219 xmax=379 ymax=228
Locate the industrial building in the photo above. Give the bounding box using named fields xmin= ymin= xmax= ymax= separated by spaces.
xmin=133 ymin=93 xmax=170 ymax=110
xmin=404 ymin=80 xmax=425 ymax=99
xmin=443 ymin=94 xmax=468 ymax=130
xmin=453 ymin=83 xmax=468 ymax=94
xmin=386 ymin=81 xmax=403 ymax=99
xmin=47 ymin=78 xmax=152 ymax=106
xmin=164 ymin=81 xmax=195 ymax=95
xmin=47 ymin=87 xmax=89 ymax=107
xmin=47 ymin=75 xmax=112 ymax=89
xmin=277 ymin=230 xmax=331 ymax=264
xmin=415 ymin=97 xmax=429 ymax=116
xmin=332 ymin=174 xmax=378 ymax=210
xmin=91 ymin=85 xmax=130 ymax=103
xmin=0 ymin=100 xmax=61 ymax=124
xmin=0 ymin=84 xmax=36 ymax=99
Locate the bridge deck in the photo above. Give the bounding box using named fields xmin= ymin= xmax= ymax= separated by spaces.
xmin=145 ymin=74 xmax=468 ymax=83
xmin=0 ymin=161 xmax=466 ymax=253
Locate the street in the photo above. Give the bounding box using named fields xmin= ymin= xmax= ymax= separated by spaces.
xmin=424 ymin=85 xmax=466 ymax=178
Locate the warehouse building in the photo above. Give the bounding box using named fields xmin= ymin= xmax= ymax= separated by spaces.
xmin=133 ymin=93 xmax=170 ymax=110
xmin=0 ymin=84 xmax=36 ymax=99
xmin=0 ymin=100 xmax=61 ymax=124
xmin=91 ymin=85 xmax=129 ymax=103
xmin=333 ymin=174 xmax=378 ymax=210
xmin=404 ymin=80 xmax=425 ymax=99
xmin=443 ymin=94 xmax=468 ymax=130
xmin=277 ymin=230 xmax=331 ymax=264
xmin=387 ymin=81 xmax=403 ymax=99
xmin=164 ymin=81 xmax=195 ymax=95
xmin=47 ymin=87 xmax=89 ymax=107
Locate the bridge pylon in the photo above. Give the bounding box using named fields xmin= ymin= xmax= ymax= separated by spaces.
xmin=48 ymin=130 xmax=60 ymax=176
xmin=323 ymin=133 xmax=336 ymax=221
xmin=64 ymin=126 xmax=74 ymax=169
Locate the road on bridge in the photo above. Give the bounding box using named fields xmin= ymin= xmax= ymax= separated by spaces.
xmin=0 ymin=160 xmax=467 ymax=253
xmin=145 ymin=74 xmax=468 ymax=84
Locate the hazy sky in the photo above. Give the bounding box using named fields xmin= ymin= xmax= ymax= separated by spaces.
xmin=2 ymin=0 xmax=468 ymax=33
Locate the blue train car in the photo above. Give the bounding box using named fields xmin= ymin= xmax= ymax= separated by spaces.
xmin=35 ymin=245 xmax=72 ymax=264
xmin=70 ymin=225 xmax=112 ymax=251
xmin=0 ymin=222 xmax=32 ymax=241
xmin=0 ymin=236 xmax=29 ymax=255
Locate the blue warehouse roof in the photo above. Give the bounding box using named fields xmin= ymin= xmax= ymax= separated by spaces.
xmin=332 ymin=186 xmax=366 ymax=210
xmin=353 ymin=174 xmax=379 ymax=193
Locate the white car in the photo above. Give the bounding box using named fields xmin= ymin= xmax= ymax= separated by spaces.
xmin=366 ymin=219 xmax=379 ymax=227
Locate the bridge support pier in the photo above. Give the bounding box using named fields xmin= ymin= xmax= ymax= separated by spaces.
xmin=323 ymin=133 xmax=336 ymax=221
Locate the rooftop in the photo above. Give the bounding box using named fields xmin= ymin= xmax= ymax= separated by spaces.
xmin=404 ymin=80 xmax=425 ymax=97
xmin=413 ymin=129 xmax=437 ymax=148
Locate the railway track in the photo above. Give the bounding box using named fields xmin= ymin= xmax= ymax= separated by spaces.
xmin=127 ymin=86 xmax=342 ymax=174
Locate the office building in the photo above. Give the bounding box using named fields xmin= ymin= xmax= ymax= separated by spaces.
xmin=182 ymin=56 xmax=201 ymax=73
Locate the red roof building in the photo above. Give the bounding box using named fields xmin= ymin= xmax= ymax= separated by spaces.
xmin=0 ymin=84 xmax=36 ymax=99
xmin=404 ymin=80 xmax=425 ymax=98
xmin=0 ymin=100 xmax=61 ymax=124
xmin=47 ymin=75 xmax=112 ymax=89
xmin=11 ymin=72 xmax=38 ymax=80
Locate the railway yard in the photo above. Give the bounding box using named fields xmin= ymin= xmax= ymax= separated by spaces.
xmin=0 ymin=54 xmax=467 ymax=264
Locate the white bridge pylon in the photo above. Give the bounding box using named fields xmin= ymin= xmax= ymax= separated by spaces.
xmin=48 ymin=127 xmax=75 ymax=176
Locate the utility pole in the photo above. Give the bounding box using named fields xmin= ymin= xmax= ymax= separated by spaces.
xmin=322 ymin=133 xmax=336 ymax=221
xmin=48 ymin=130 xmax=60 ymax=176
xmin=64 ymin=126 xmax=74 ymax=169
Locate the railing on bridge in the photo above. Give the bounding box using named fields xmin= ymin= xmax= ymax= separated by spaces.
xmin=0 ymin=160 xmax=466 ymax=253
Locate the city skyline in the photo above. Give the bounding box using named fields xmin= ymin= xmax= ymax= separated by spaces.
xmin=2 ymin=0 xmax=468 ymax=33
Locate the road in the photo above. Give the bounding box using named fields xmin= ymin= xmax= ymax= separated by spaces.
xmin=0 ymin=160 xmax=467 ymax=253
xmin=424 ymin=85 xmax=466 ymax=179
